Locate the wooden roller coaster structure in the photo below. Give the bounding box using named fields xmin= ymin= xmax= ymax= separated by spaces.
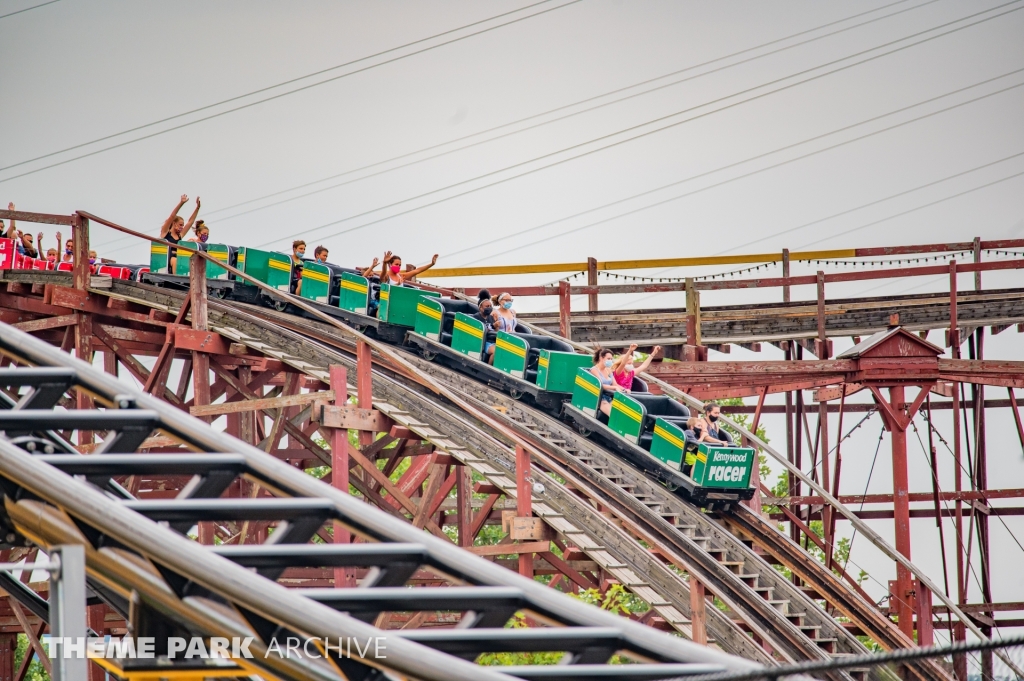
xmin=0 ymin=206 xmax=1022 ymax=681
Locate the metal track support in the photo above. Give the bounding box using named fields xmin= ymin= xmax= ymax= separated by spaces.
xmin=49 ymin=545 xmax=87 ymax=681
xmin=888 ymin=384 xmax=914 ymax=640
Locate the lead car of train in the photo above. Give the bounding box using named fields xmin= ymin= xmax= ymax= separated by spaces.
xmin=68 ymin=240 xmax=756 ymax=508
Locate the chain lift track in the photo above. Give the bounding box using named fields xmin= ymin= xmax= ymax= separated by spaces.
xmin=0 ymin=322 xmax=774 ymax=681
xmin=95 ymin=279 xmax=949 ymax=681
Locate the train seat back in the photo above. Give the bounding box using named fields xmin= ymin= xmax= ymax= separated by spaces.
xmin=436 ymin=299 xmax=479 ymax=345
xmin=534 ymin=349 xmax=592 ymax=392
xmin=299 ymin=261 xmax=333 ymax=303
xmin=632 ymin=394 xmax=690 ymax=433
xmin=377 ymin=284 xmax=440 ymax=327
xmin=96 ymin=265 xmax=131 ymax=279
xmin=205 ymin=244 xmax=236 ymax=280
xmin=497 ymin=333 xmax=577 ymax=385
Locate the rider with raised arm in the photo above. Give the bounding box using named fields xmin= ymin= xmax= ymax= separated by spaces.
xmin=159 ymin=195 xmax=200 ymax=273
xmin=378 ymin=251 xmax=439 ymax=286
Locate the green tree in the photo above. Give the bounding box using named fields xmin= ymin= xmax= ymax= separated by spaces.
xmin=14 ymin=635 xmax=50 ymax=681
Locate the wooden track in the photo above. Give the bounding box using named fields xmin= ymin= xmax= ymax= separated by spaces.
xmin=518 ymin=287 xmax=1024 ymax=348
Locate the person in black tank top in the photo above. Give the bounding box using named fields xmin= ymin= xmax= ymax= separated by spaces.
xmin=159 ymin=195 xmax=201 ymax=273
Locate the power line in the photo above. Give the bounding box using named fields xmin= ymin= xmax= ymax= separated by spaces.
xmin=443 ymin=67 xmax=1024 ymax=263
xmin=463 ymin=82 xmax=1024 ymax=264
xmin=718 ymin=146 xmax=1024 ymax=256
xmin=0 ymin=0 xmax=580 ymax=182
xmin=0 ymin=0 xmax=61 ymax=20
xmin=271 ymin=1 xmax=1024 ymax=249
xmin=794 ymin=168 xmax=1024 ymax=250
xmin=207 ymin=0 xmax=940 ymax=222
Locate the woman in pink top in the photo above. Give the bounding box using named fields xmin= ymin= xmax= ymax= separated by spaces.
xmin=612 ymin=343 xmax=662 ymax=391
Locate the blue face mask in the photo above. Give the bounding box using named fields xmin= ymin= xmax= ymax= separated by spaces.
xmin=502 ymin=301 xmax=513 ymax=310
xmin=604 ymin=359 xmax=613 ymax=368
xmin=65 ymin=249 xmax=73 ymax=255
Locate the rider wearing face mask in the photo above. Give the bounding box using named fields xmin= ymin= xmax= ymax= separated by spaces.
xmin=377 ymin=251 xmax=439 ymax=286
xmin=291 ymin=240 xmax=306 ymax=296
xmin=612 ymin=343 xmax=662 ymax=392
xmin=474 ymin=296 xmax=497 ymax=364
xmin=188 ymin=220 xmax=210 ymax=244
xmin=313 ymin=246 xmax=329 ymax=264
xmin=701 ymin=403 xmax=734 ymax=446
xmin=589 ymin=347 xmax=624 ymax=417
xmin=491 ymin=292 xmax=517 ymax=333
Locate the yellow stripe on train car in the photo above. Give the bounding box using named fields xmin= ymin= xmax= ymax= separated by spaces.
xmin=538 ymin=357 xmax=549 ymax=369
xmin=268 ymin=259 xmax=291 ymax=272
xmin=574 ymin=374 xmax=600 ymax=396
xmin=696 ymin=453 xmax=707 ymax=463
xmin=495 ymin=339 xmax=526 ymax=356
xmin=380 ymin=290 xmax=389 ymax=301
xmin=209 ymin=252 xmax=228 ymax=262
xmin=151 ymin=245 xmax=168 ymax=255
xmin=653 ymin=425 xmax=685 ymax=449
xmin=303 ymin=270 xmax=330 ymax=283
xmin=417 ymin=303 xmax=442 ymax=319
xmin=341 ymin=280 xmax=367 ymax=293
xmin=179 ymin=250 xmax=192 ymax=259
xmin=612 ymin=400 xmax=642 ymax=423
xmin=453 ymin=320 xmax=483 ymax=338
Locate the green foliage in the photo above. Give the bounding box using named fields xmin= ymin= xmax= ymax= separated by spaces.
xmin=14 ymin=635 xmax=50 ymax=681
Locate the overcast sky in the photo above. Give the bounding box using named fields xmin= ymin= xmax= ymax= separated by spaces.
xmin=4 ymin=0 xmax=1024 ymax=664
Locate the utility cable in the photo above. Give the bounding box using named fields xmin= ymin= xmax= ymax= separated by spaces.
xmin=460 ymin=80 xmax=1024 ymax=264
xmin=273 ymin=1 xmax=1024 ymax=250
xmin=0 ymin=0 xmax=60 ymax=20
xmin=0 ymin=0 xmax=580 ymax=182
xmin=794 ymin=166 xmax=1024 ymax=250
xmin=208 ymin=0 xmax=942 ymax=223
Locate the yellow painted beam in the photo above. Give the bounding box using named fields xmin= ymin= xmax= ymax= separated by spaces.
xmin=424 ymin=249 xmax=858 ymax=278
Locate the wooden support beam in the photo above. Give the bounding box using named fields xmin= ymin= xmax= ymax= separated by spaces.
xmin=11 ymin=313 xmax=78 ymax=333
xmin=465 ymin=541 xmax=549 ymax=557
xmin=558 ymin=280 xmax=571 ymax=340
xmin=320 ymin=405 xmax=391 ymax=432
xmin=689 ymin=576 xmax=707 ymax=645
xmin=8 ymin=599 xmax=50 ymax=676
xmin=587 ymin=256 xmax=598 ymax=312
xmin=190 ymin=390 xmax=335 ymax=417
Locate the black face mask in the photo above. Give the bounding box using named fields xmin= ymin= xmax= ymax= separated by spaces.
xmin=708 ymin=414 xmax=719 ymax=423
xmin=480 ymin=306 xmax=492 ymax=316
